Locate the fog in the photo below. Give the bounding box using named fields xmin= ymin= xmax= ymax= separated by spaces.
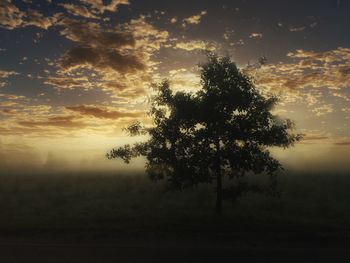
xmin=1 ymin=140 xmax=349 ymax=175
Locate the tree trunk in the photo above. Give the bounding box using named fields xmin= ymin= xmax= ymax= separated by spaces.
xmin=216 ymin=166 xmax=222 ymax=214
xmin=215 ymin=140 xmax=222 ymax=215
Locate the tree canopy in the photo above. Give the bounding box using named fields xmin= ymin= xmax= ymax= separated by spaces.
xmin=107 ymin=54 xmax=301 ymax=213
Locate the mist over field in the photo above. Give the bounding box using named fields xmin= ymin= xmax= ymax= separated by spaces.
xmin=1 ymin=140 xmax=349 ymax=174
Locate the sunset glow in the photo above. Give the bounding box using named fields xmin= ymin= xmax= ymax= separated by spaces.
xmin=1 ymin=0 xmax=349 ymax=173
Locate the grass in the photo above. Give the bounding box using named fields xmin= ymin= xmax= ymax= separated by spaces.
xmin=0 ymin=171 xmax=349 ymax=245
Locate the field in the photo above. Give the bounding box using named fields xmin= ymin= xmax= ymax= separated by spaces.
xmin=0 ymin=171 xmax=350 ymax=247
xmin=1 ymin=171 xmax=350 ymax=262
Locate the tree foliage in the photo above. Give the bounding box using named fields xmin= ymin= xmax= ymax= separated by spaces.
xmin=107 ymin=54 xmax=302 ymax=212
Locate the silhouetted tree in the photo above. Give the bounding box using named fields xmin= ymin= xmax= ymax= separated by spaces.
xmin=107 ymin=54 xmax=301 ymax=214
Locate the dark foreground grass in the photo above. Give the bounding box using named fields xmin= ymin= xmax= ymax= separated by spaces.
xmin=0 ymin=171 xmax=349 ymax=247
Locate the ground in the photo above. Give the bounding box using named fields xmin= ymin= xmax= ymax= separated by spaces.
xmin=0 ymin=171 xmax=349 ymax=262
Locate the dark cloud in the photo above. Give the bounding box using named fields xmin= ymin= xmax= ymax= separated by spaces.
xmin=61 ymin=45 xmax=145 ymax=73
xmin=58 ymin=18 xmax=145 ymax=74
xmin=59 ymin=18 xmax=135 ymax=48
xmin=61 ymin=46 xmax=100 ymax=69
xmin=99 ymin=50 xmax=146 ymax=73
xmin=51 ymin=15 xmax=168 ymax=101
xmin=66 ymin=105 xmax=144 ymax=119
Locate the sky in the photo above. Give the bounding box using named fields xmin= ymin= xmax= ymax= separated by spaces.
xmin=0 ymin=0 xmax=349 ymax=174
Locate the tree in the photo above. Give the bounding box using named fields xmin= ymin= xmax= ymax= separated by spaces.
xmin=107 ymin=54 xmax=302 ymax=214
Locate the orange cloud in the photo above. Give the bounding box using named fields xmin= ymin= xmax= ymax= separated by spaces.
xmin=78 ymin=0 xmax=129 ymax=14
xmin=0 ymin=1 xmax=58 ymax=30
xmin=182 ymin=11 xmax=207 ymax=27
xmin=257 ymin=48 xmax=350 ymax=94
xmin=25 ymin=9 xmax=58 ymax=29
xmin=45 ymin=76 xmax=92 ymax=90
xmin=0 ymin=70 xmax=19 ymax=87
xmin=66 ymin=105 xmax=144 ymax=119
xmin=0 ymin=0 xmax=24 ymax=29
xmin=18 ymin=115 xmax=86 ymax=128
xmin=174 ymin=40 xmax=216 ymax=51
xmin=334 ymin=141 xmax=350 ymax=146
xmin=59 ymin=3 xmax=99 ymax=19
xmin=249 ymin=33 xmax=263 ymax=39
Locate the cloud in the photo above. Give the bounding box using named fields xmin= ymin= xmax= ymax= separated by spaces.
xmin=223 ymin=29 xmax=235 ymax=40
xmin=78 ymin=0 xmax=129 ymax=14
xmin=61 ymin=45 xmax=146 ymax=73
xmin=257 ymin=48 xmax=350 ymax=93
xmin=174 ymin=40 xmax=216 ymax=51
xmin=52 ymin=15 xmax=169 ymax=101
xmin=0 ymin=1 xmax=58 ymax=30
xmin=0 ymin=93 xmax=26 ymax=100
xmin=0 ymin=0 xmax=24 ymax=29
xmin=288 ymin=22 xmax=317 ymax=32
xmin=254 ymin=47 xmax=350 ymax=118
xmin=289 ymin=26 xmax=306 ymax=32
xmin=170 ymin=17 xmax=177 ymax=23
xmin=127 ymin=15 xmax=169 ymax=51
xmin=334 ymin=141 xmax=350 ymax=146
xmin=18 ymin=115 xmax=86 ymax=128
xmin=59 ymin=18 xmax=135 ymax=48
xmin=0 ymin=103 xmax=56 ymax=131
xmin=59 ymin=3 xmax=99 ymax=19
xmin=310 ymin=22 xmax=318 ymax=28
xmin=311 ymin=104 xmax=334 ymax=117
xmin=297 ymin=130 xmax=331 ymax=144
xmin=0 ymin=101 xmax=18 ymax=107
xmin=331 ymin=91 xmax=350 ymax=102
xmin=66 ymin=105 xmax=144 ymax=119
xmin=1 ymin=109 xmax=18 ymax=115
xmin=44 ymin=76 xmax=92 ymax=90
xmin=0 ymin=70 xmax=18 ymax=79
xmin=0 ymin=69 xmax=19 ymax=87
xmin=57 ymin=18 xmax=154 ymax=76
xmin=167 ymin=68 xmax=201 ymax=92
xmin=182 ymin=11 xmax=207 ymax=27
xmin=0 ymin=99 xmax=144 ymax=138
xmin=24 ymin=9 xmax=58 ymax=29
xmin=53 ymin=17 xmax=149 ymax=100
xmin=249 ymin=32 xmax=263 ymax=39
xmin=303 ymin=135 xmax=329 ymax=141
